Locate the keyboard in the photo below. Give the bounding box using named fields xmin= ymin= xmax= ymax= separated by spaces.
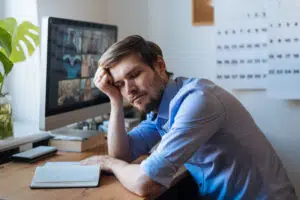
xmin=11 ymin=146 xmax=57 ymax=162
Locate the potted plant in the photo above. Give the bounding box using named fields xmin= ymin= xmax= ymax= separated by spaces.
xmin=0 ymin=17 xmax=40 ymax=139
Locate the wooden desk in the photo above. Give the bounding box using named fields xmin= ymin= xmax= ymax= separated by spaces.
xmin=0 ymin=145 xmax=189 ymax=200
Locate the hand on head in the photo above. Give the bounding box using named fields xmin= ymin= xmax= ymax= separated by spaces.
xmin=94 ymin=67 xmax=122 ymax=105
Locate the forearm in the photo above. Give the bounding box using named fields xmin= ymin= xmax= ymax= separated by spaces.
xmin=109 ymin=158 xmax=164 ymax=197
xmin=81 ymin=155 xmax=165 ymax=197
xmin=108 ymin=101 xmax=132 ymax=162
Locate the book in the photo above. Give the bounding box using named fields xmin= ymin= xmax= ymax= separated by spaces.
xmin=49 ymin=129 xmax=105 ymax=152
xmin=30 ymin=162 xmax=101 ymax=188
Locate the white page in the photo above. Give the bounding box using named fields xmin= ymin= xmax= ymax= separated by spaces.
xmin=267 ymin=0 xmax=300 ymax=99
xmin=31 ymin=164 xmax=101 ymax=188
xmin=34 ymin=165 xmax=100 ymax=183
xmin=214 ymin=0 xmax=268 ymax=89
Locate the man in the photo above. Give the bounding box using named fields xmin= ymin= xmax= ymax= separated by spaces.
xmin=81 ymin=35 xmax=297 ymax=199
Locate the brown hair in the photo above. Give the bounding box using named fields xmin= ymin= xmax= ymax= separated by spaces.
xmin=98 ymin=35 xmax=173 ymax=77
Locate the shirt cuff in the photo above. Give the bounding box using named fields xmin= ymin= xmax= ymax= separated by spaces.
xmin=141 ymin=150 xmax=177 ymax=188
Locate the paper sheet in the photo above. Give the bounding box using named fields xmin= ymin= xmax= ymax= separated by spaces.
xmin=214 ymin=0 xmax=268 ymax=89
xmin=266 ymin=0 xmax=300 ymax=99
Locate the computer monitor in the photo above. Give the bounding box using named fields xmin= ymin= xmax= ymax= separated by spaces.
xmin=39 ymin=17 xmax=117 ymax=131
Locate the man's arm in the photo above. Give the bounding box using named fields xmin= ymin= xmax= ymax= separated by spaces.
xmin=81 ymin=155 xmax=165 ymax=198
xmin=94 ymin=67 xmax=132 ymax=162
xmin=107 ymin=101 xmax=132 ymax=162
xmin=110 ymin=159 xmax=165 ymax=197
xmin=139 ymin=89 xmax=226 ymax=187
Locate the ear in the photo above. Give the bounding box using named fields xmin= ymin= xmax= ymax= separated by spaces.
xmin=154 ymin=55 xmax=166 ymax=74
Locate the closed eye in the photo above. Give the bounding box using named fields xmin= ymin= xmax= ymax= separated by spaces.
xmin=128 ymin=71 xmax=140 ymax=79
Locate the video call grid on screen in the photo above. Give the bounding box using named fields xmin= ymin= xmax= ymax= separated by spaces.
xmin=45 ymin=18 xmax=117 ymax=116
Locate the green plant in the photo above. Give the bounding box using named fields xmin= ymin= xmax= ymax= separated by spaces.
xmin=0 ymin=17 xmax=40 ymax=96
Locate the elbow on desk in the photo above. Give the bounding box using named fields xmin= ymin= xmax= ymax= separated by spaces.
xmin=134 ymin=185 xmax=162 ymax=198
xmin=133 ymin=176 xmax=166 ymax=198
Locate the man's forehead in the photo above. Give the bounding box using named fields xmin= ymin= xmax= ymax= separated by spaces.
xmin=109 ymin=63 xmax=140 ymax=82
xmin=109 ymin=55 xmax=145 ymax=81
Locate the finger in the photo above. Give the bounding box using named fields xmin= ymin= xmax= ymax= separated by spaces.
xmin=81 ymin=161 xmax=95 ymax=166
xmin=80 ymin=160 xmax=90 ymax=165
xmin=94 ymin=67 xmax=101 ymax=78
xmin=94 ymin=67 xmax=106 ymax=79
xmin=80 ymin=158 xmax=97 ymax=165
xmin=97 ymin=68 xmax=107 ymax=80
xmin=100 ymin=74 xmax=112 ymax=86
xmin=94 ymin=69 xmax=107 ymax=85
xmin=106 ymin=73 xmax=114 ymax=85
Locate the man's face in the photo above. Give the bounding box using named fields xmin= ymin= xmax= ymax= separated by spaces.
xmin=109 ymin=53 xmax=168 ymax=113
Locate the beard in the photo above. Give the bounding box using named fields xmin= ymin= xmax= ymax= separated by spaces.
xmin=140 ymin=72 xmax=167 ymax=114
xmin=143 ymin=86 xmax=164 ymax=113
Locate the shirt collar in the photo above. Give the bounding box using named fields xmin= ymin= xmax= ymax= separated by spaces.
xmin=157 ymin=78 xmax=178 ymax=120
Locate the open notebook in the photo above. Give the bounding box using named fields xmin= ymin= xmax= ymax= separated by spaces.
xmin=31 ymin=162 xmax=101 ymax=189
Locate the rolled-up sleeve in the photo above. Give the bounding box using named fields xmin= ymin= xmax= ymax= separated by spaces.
xmin=128 ymin=114 xmax=161 ymax=160
xmin=141 ymin=90 xmax=226 ymax=187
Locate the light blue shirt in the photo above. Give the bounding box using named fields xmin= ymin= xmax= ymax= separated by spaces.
xmin=128 ymin=77 xmax=297 ymax=200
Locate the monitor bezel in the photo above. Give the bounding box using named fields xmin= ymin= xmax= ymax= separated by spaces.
xmin=46 ymin=17 xmax=117 ymax=116
xmin=40 ymin=17 xmax=116 ymax=131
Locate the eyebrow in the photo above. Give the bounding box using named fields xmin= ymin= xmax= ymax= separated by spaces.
xmin=113 ymin=66 xmax=141 ymax=84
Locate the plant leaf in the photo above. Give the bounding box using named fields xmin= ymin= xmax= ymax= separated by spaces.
xmin=0 ymin=18 xmax=17 ymax=36
xmin=10 ymin=21 xmax=40 ymax=63
xmin=0 ymin=51 xmax=13 ymax=75
xmin=0 ymin=72 xmax=3 ymax=83
xmin=0 ymin=27 xmax=12 ymax=56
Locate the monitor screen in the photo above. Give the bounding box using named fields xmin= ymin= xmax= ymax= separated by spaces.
xmin=40 ymin=17 xmax=117 ymax=131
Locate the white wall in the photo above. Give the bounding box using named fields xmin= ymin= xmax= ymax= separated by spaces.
xmin=147 ymin=1 xmax=215 ymax=80
xmin=107 ymin=0 xmax=148 ymax=40
xmin=145 ymin=0 xmax=300 ymax=196
xmin=4 ymin=0 xmax=40 ymax=123
xmin=0 ymin=1 xmax=4 ymax=80
xmin=0 ymin=1 xmax=4 ymax=19
xmin=37 ymin=0 xmax=108 ymax=24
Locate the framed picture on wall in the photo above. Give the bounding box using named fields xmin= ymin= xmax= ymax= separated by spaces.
xmin=192 ymin=0 xmax=214 ymax=26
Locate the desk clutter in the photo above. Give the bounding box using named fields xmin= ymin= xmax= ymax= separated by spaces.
xmin=31 ymin=162 xmax=101 ymax=189
xmin=98 ymin=117 xmax=140 ymax=135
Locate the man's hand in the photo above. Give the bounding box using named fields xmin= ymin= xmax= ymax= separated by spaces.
xmin=81 ymin=155 xmax=118 ymax=172
xmin=93 ymin=67 xmax=122 ymax=106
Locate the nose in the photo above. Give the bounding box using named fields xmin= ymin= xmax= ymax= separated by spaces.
xmin=124 ymin=80 xmax=137 ymax=97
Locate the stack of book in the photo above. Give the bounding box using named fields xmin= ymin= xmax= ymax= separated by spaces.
xmin=49 ymin=129 xmax=105 ymax=152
